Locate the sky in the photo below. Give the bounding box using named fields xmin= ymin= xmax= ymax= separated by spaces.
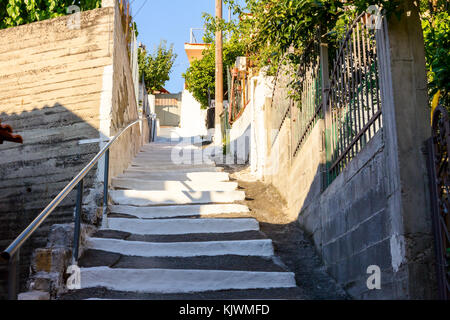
xmin=130 ymin=0 xmax=218 ymax=94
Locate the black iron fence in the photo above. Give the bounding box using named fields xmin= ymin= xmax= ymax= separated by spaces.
xmin=428 ymin=103 xmax=450 ymax=300
xmin=269 ymin=13 xmax=382 ymax=179
xmin=325 ymin=13 xmax=382 ymax=184
xmin=291 ymin=38 xmax=322 ymax=157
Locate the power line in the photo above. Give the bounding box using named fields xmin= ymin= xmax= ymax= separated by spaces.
xmin=133 ymin=0 xmax=149 ymax=19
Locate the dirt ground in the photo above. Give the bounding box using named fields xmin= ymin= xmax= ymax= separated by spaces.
xmin=217 ymin=163 xmax=350 ymax=300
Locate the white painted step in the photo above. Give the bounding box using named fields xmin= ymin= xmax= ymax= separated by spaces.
xmin=110 ymin=190 xmax=245 ymax=206
xmin=112 ymin=178 xmax=238 ymax=192
xmin=118 ymin=171 xmax=229 ymax=182
xmin=133 ymin=156 xmax=215 ymax=165
xmin=126 ymin=167 xmax=223 ymax=173
xmin=139 ymin=148 xmax=200 ymax=154
xmin=130 ymin=162 xmax=216 ymax=169
xmin=104 ymin=217 xmax=259 ymax=235
xmin=86 ymin=238 xmax=274 ymax=257
xmin=134 ymin=152 xmax=213 ymax=158
xmin=131 ymin=158 xmax=215 ymax=165
xmin=80 ymin=267 xmax=296 ymax=293
xmin=109 ymin=204 xmax=250 ymax=219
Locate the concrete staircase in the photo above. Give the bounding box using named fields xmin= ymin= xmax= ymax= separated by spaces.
xmin=61 ymin=133 xmax=303 ymax=299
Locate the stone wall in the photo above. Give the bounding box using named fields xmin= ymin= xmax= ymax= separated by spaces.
xmin=227 ymin=99 xmax=251 ymax=164
xmin=0 ymin=4 xmax=146 ymax=299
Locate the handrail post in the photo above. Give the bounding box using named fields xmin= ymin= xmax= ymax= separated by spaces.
xmin=152 ymin=116 xmax=156 ymax=142
xmin=7 ymin=249 xmax=19 ymax=300
xmin=102 ymin=149 xmax=110 ymax=229
xmin=72 ymin=180 xmax=83 ymax=264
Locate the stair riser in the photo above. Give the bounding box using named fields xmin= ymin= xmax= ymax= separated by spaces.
xmin=109 ymin=204 xmax=250 ymax=219
xmin=104 ymin=218 xmax=260 ymax=235
xmin=112 ymin=179 xmax=238 ymax=192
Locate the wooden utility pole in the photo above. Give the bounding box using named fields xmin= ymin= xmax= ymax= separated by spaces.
xmin=215 ymin=0 xmax=223 ymax=144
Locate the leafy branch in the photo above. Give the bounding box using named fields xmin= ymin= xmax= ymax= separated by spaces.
xmin=0 ymin=0 xmax=102 ymax=29
xmin=138 ymin=40 xmax=177 ymax=94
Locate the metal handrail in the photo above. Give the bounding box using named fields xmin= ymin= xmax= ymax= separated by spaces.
xmin=0 ymin=116 xmax=151 ymax=299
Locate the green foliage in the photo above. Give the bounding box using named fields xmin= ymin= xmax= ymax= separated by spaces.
xmin=138 ymin=40 xmax=177 ymax=93
xmin=214 ymin=0 xmax=404 ymax=73
xmin=0 ymin=0 xmax=101 ymax=29
xmin=182 ymin=39 xmax=245 ymax=109
xmin=196 ymin=0 xmax=449 ymax=111
xmin=420 ymin=1 xmax=450 ymax=106
xmin=183 ymin=46 xmax=215 ymax=108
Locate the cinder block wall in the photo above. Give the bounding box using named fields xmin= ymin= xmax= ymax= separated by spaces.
xmin=0 ymin=5 xmax=145 ymax=299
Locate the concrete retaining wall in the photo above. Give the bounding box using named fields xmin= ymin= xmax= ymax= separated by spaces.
xmin=0 ymin=5 xmax=146 ymax=299
xmin=298 ymin=130 xmax=397 ymax=298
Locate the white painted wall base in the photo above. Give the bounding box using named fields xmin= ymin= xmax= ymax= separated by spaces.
xmin=225 ymin=69 xmax=274 ymax=178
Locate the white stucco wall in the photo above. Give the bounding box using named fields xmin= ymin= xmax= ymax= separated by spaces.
xmin=228 ymin=98 xmax=252 ymax=164
xmin=179 ymin=89 xmax=208 ymax=137
xmin=226 ymin=71 xmax=273 ymax=177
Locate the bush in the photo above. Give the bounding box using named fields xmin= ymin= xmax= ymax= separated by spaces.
xmin=183 ymin=40 xmax=244 ymax=108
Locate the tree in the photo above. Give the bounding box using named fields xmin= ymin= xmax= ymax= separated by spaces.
xmin=0 ymin=0 xmax=102 ymax=29
xmin=210 ymin=0 xmax=404 ymax=73
xmin=209 ymin=0 xmax=449 ymax=109
xmin=182 ymin=46 xmax=215 ymax=108
xmin=138 ymin=40 xmax=177 ymax=93
xmin=183 ymin=39 xmax=245 ymax=108
xmin=420 ymin=0 xmax=450 ymax=106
